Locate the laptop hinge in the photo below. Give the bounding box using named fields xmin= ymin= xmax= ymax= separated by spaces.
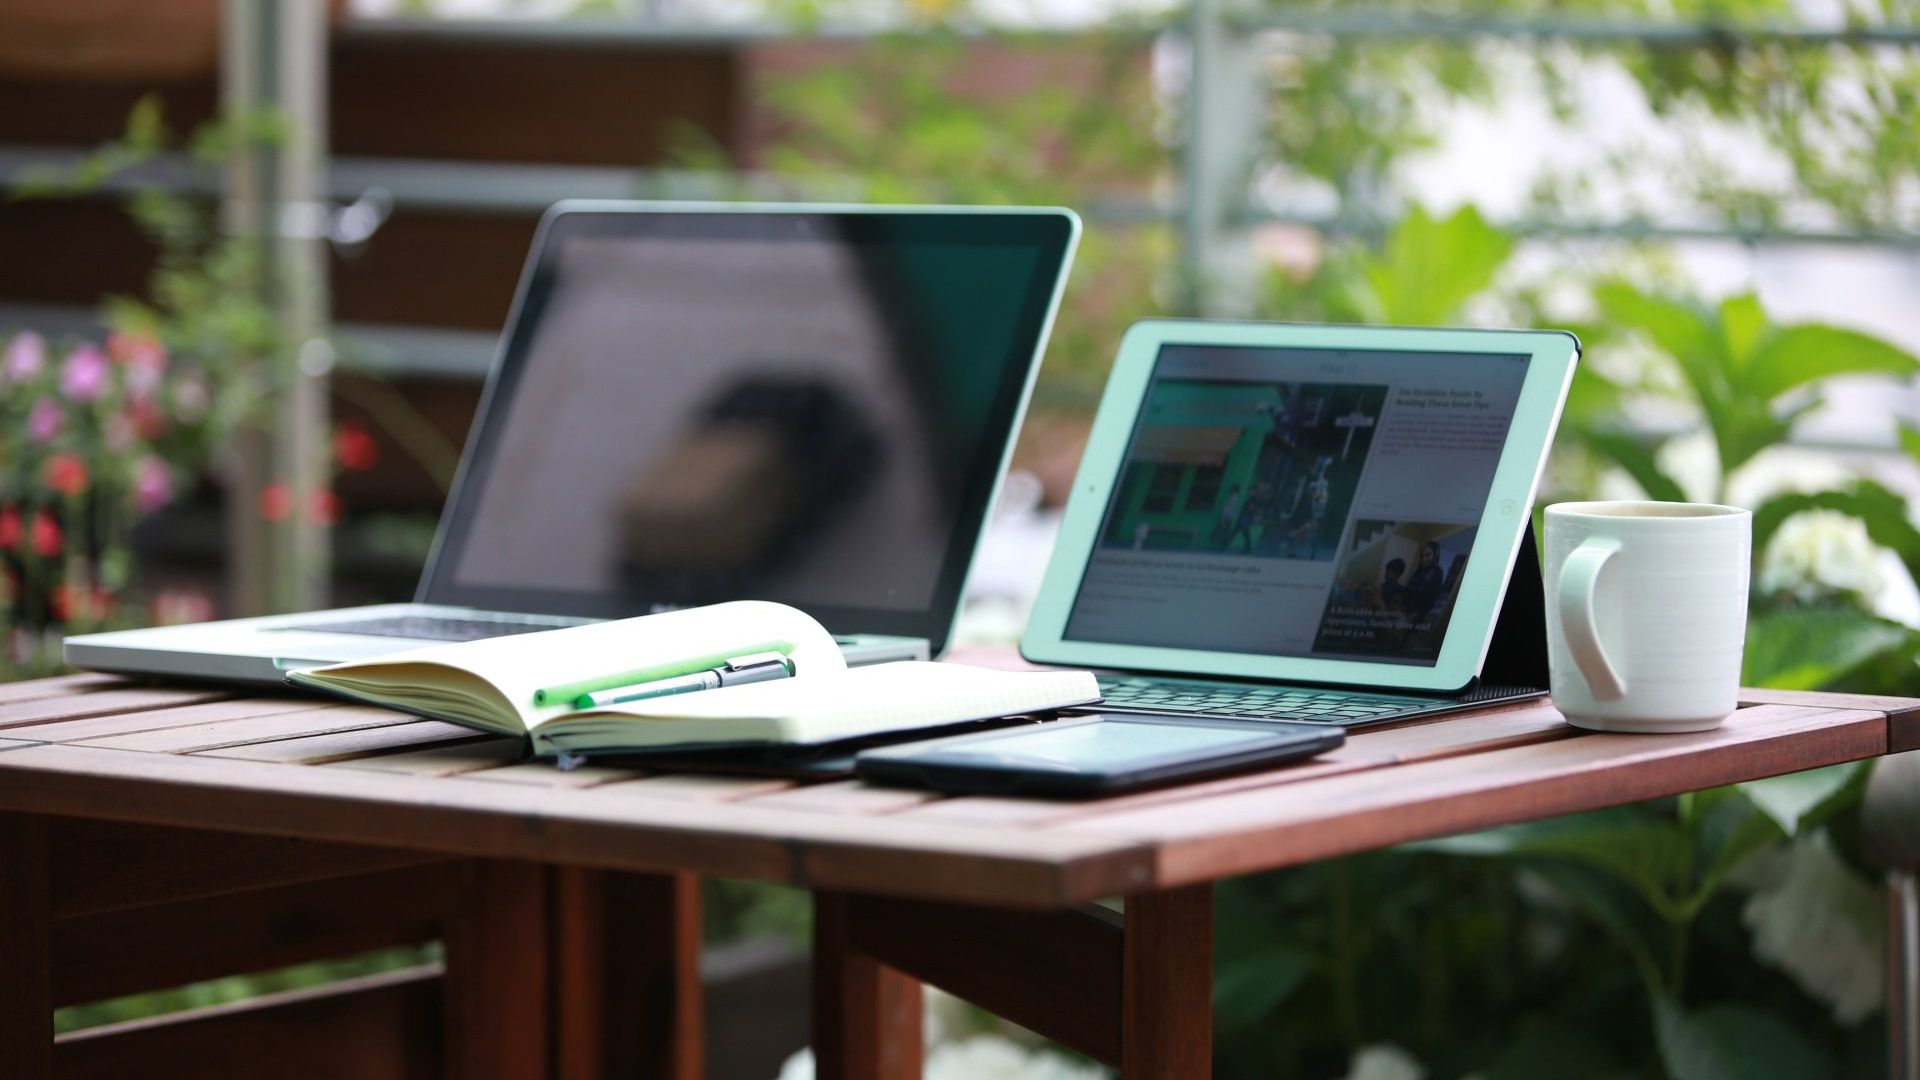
xmin=1476 ymin=526 xmax=1549 ymax=689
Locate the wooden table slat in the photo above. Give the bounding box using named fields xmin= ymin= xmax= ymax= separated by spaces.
xmin=461 ymin=761 xmax=647 ymax=789
xmin=0 ymin=697 xmax=333 ymax=746
xmin=898 ymin=700 xmax=1575 ymax=829
xmin=197 ymin=721 xmax=492 ymax=765
xmin=0 ymin=743 xmax=1155 ymax=905
xmin=70 ymin=703 xmax=400 ymax=754
xmin=323 ymin=739 xmax=524 ymax=777
xmin=1059 ymin=703 xmax=1888 ymax=887
xmin=591 ymin=774 xmax=799 ymax=803
xmin=0 ymin=686 xmax=232 ymax=732
xmin=0 ymin=675 xmax=1907 ymax=906
xmin=742 ymin=780 xmax=945 ymax=817
xmin=0 ymin=674 xmax=128 ymax=705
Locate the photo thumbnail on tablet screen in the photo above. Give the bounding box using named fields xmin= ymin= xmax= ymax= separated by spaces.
xmin=1065 ymin=343 xmax=1529 ymax=667
xmin=1097 ymin=379 xmax=1388 ymax=560
xmin=1313 ymin=520 xmax=1475 ymax=663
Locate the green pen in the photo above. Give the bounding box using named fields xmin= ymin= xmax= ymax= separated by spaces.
xmin=572 ymin=652 xmax=795 ymax=710
xmin=530 ymin=640 xmax=796 ymax=707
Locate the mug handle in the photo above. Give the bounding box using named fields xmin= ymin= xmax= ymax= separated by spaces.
xmin=1557 ymin=537 xmax=1627 ymax=701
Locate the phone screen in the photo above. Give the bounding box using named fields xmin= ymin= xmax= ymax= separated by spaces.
xmin=932 ymin=721 xmax=1281 ymax=771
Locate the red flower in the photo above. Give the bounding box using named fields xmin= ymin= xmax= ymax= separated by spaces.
xmin=0 ymin=507 xmax=19 ymax=551
xmin=308 ymin=489 xmax=342 ymax=526
xmin=43 ymin=454 xmax=89 ymax=497
xmin=128 ymin=398 xmax=167 ymax=440
xmin=332 ymin=421 xmax=380 ymax=472
xmin=30 ymin=511 xmax=61 ymax=558
xmin=259 ymin=483 xmax=294 ymax=523
xmin=50 ymin=583 xmax=112 ymax=623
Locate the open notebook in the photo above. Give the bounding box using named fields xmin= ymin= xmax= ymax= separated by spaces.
xmin=285 ymin=601 xmax=1099 ymax=758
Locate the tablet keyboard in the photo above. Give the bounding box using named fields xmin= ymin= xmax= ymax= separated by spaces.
xmin=1094 ymin=675 xmax=1439 ymax=725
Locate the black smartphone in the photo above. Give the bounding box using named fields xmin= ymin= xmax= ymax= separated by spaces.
xmin=854 ymin=714 xmax=1345 ymax=798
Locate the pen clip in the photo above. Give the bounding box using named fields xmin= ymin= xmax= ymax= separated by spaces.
xmin=723 ymin=652 xmax=795 ymax=677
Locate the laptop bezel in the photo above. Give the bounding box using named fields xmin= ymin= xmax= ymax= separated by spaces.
xmin=1021 ymin=319 xmax=1579 ymax=693
xmin=411 ymin=200 xmax=1081 ymax=657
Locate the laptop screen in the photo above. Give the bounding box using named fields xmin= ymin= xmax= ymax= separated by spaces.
xmin=420 ymin=207 xmax=1075 ymax=650
xmin=1061 ymin=343 xmax=1531 ymax=667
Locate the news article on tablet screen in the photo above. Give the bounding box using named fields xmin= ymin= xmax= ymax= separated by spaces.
xmin=1061 ymin=344 xmax=1530 ymax=666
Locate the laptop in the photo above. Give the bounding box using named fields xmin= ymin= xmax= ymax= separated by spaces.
xmin=67 ymin=201 xmax=1082 ymax=685
xmin=1021 ymin=319 xmax=1580 ymax=727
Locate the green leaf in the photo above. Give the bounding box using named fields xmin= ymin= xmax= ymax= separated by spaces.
xmin=1684 ymin=786 xmax=1783 ymax=910
xmin=1356 ymin=204 xmax=1515 ymax=325
xmin=1559 ymin=361 xmax=1626 ymax=426
xmin=1744 ymin=324 xmax=1920 ymax=402
xmin=1898 ymin=423 xmax=1920 ymax=463
xmin=1594 ymin=284 xmax=1723 ymax=390
xmin=1738 ymin=763 xmax=1866 ymax=837
xmin=1570 ymin=426 xmax=1690 ymax=502
xmin=1212 ymin=940 xmax=1313 ymax=1031
xmin=1719 ymin=293 xmax=1769 ymax=371
xmin=1742 ymin=606 xmax=1920 ymax=691
xmin=1414 ymin=812 xmax=1691 ymax=920
xmin=1653 ymin=997 xmax=1831 ymax=1080
xmin=1477 ymin=1015 xmax=1624 ymax=1080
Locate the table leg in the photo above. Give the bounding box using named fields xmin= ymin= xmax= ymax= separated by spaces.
xmin=1122 ymin=884 xmax=1213 ymax=1078
xmin=553 ymin=868 xmax=703 ymax=1080
xmin=812 ymin=891 xmax=924 ymax=1080
xmin=443 ymin=859 xmax=552 ymax=1080
xmin=0 ymin=812 xmax=51 ymax=1079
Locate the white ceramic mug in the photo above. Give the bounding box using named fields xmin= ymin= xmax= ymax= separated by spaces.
xmin=1543 ymin=501 xmax=1751 ymax=732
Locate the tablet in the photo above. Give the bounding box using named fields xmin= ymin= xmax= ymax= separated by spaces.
xmin=854 ymin=715 xmax=1345 ymax=797
xmin=1023 ymin=320 xmax=1579 ymax=693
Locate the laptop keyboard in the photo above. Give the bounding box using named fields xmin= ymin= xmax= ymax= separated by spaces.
xmin=1095 ymin=675 xmax=1437 ymax=725
xmin=273 ymin=613 xmax=589 ymax=642
xmin=273 ymin=612 xmax=873 ymax=649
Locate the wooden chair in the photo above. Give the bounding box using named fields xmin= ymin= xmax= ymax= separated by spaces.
xmin=4 ymin=814 xmax=699 ymax=1079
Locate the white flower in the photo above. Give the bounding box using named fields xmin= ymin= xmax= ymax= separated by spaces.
xmin=776 ymin=1048 xmax=814 ymax=1080
xmin=1653 ymin=432 xmax=1720 ymax=504
xmin=1757 ymin=509 xmax=1885 ymax=603
xmin=927 ymin=1036 xmax=1109 ymax=1080
xmin=1723 ymin=446 xmax=1856 ymax=509
xmin=1740 ymin=833 xmax=1884 ymax=1025
xmin=773 ymin=987 xmax=1112 ymax=1080
xmin=1339 ymin=1043 xmax=1426 ymax=1080
xmin=773 ymin=1036 xmax=1109 ymax=1080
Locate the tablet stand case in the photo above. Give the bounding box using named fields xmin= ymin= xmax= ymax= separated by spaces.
xmin=1471 ymin=527 xmax=1549 ymax=693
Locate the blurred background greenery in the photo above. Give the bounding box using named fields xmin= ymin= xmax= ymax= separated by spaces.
xmin=6 ymin=0 xmax=1920 ymax=1075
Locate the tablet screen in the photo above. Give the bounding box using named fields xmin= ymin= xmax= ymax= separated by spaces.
xmin=1062 ymin=344 xmax=1530 ymax=667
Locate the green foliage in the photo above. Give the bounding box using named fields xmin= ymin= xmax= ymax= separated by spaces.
xmin=1653 ymin=996 xmax=1831 ymax=1080
xmin=1743 ymin=606 xmax=1920 ymax=691
xmin=1410 ymin=768 xmax=1869 ymax=1078
xmin=734 ymin=28 xmax=1171 ymax=411
xmin=1583 ymin=285 xmax=1920 ymax=493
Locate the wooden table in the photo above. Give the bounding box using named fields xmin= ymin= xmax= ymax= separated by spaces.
xmin=2 ymin=665 xmax=1916 ymax=1079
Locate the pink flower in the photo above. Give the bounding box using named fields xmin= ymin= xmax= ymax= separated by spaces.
xmin=5 ymin=332 xmax=45 ymax=382
xmin=133 ymin=456 xmax=174 ymax=514
xmin=27 ymin=399 xmax=62 ymax=444
xmin=151 ymin=587 xmax=215 ymax=626
xmin=60 ymin=343 xmax=109 ymax=401
xmin=108 ymin=330 xmax=168 ymax=399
